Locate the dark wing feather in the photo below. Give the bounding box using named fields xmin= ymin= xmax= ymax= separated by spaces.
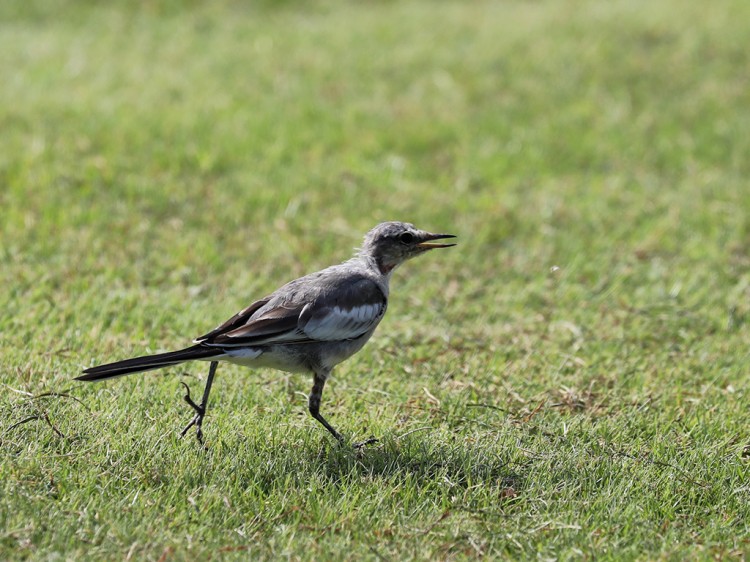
xmin=200 ymin=275 xmax=387 ymax=348
xmin=208 ymin=304 xmax=307 ymax=346
xmin=194 ymin=298 xmax=271 ymax=343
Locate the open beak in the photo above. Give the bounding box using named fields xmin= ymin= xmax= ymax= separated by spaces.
xmin=417 ymin=233 xmax=457 ymax=249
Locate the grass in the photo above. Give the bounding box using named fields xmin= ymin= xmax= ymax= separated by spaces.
xmin=1 ymin=0 xmax=750 ymax=559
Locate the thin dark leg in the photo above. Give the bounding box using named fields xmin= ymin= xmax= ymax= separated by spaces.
xmin=180 ymin=360 xmax=218 ymax=443
xmin=309 ymin=372 xmax=344 ymax=444
xmin=308 ymin=371 xmax=378 ymax=449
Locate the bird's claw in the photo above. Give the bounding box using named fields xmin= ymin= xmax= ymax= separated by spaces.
xmin=180 ymin=382 xmax=203 ymax=414
xmin=179 ymin=414 xmax=205 ymax=443
xmin=179 ymin=382 xmax=206 ymax=443
xmin=353 ymin=437 xmax=379 ymax=449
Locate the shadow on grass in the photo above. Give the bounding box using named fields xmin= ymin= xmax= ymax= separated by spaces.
xmin=237 ymin=432 xmax=525 ymax=497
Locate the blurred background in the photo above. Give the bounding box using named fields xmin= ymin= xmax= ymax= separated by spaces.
xmin=2 ymin=0 xmax=749 ymax=381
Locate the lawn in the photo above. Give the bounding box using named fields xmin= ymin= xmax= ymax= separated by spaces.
xmin=1 ymin=0 xmax=749 ymax=559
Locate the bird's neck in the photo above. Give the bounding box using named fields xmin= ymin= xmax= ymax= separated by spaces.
xmin=354 ymin=253 xmax=395 ymax=288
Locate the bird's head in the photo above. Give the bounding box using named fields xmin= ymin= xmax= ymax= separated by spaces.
xmin=359 ymin=221 xmax=456 ymax=275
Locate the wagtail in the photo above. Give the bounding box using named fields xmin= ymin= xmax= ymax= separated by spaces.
xmin=78 ymin=221 xmax=456 ymax=445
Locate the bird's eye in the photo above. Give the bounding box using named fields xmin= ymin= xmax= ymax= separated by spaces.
xmin=399 ymin=232 xmax=414 ymax=244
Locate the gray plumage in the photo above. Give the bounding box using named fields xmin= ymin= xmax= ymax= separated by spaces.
xmin=78 ymin=221 xmax=456 ymax=444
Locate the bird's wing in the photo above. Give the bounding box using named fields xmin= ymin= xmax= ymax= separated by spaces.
xmin=194 ymin=297 xmax=271 ymax=343
xmin=200 ymin=276 xmax=387 ymax=348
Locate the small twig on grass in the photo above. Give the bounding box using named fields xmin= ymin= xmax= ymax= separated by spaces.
xmin=466 ymin=402 xmax=509 ymax=414
xmin=3 ymin=385 xmax=85 ymax=443
xmin=3 ymin=385 xmax=34 ymax=397
xmin=32 ymin=391 xmax=91 ymax=411
xmin=4 ymin=411 xmax=66 ymax=440
xmin=419 ymin=510 xmax=452 ymax=535
xmin=522 ymin=399 xmax=546 ymax=422
xmin=5 ymin=383 xmax=91 ymax=413
xmin=6 ymin=415 xmax=43 ymax=433
xmin=218 ymin=545 xmax=253 ymax=553
xmin=396 ymin=426 xmax=434 ymax=441
xmin=42 ymin=411 xmax=66 ymax=439
xmin=530 ymin=520 xmax=582 ymax=533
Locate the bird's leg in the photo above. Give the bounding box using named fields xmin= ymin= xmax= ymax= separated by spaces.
xmin=308 ymin=371 xmax=378 ymax=448
xmin=180 ymin=360 xmax=218 ymax=443
xmin=309 ymin=372 xmax=344 ymax=444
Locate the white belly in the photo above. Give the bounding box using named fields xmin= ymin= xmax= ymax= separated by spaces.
xmin=217 ymin=347 xmax=310 ymax=373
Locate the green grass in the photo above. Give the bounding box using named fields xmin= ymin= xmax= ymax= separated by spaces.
xmin=2 ymin=0 xmax=750 ymax=559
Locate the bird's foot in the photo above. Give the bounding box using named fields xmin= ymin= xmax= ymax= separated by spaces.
xmin=352 ymin=437 xmax=379 ymax=449
xmin=179 ymin=382 xmax=206 ymax=444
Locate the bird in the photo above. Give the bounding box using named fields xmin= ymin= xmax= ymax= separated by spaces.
xmin=77 ymin=221 xmax=456 ymax=445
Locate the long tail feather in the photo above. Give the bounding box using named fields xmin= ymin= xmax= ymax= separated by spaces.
xmin=77 ymin=345 xmax=222 ymax=381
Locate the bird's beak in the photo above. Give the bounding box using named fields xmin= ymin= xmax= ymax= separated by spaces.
xmin=417 ymin=233 xmax=457 ymax=249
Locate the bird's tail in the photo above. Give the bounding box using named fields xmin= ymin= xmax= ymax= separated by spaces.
xmin=77 ymin=345 xmax=223 ymax=381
